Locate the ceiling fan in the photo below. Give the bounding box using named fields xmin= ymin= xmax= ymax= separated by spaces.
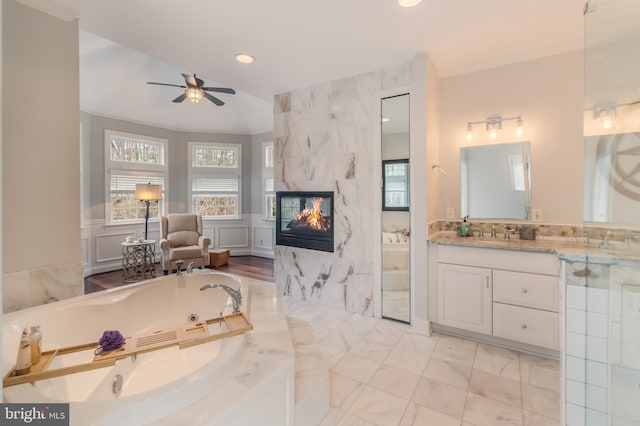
xmin=147 ymin=73 xmax=236 ymax=106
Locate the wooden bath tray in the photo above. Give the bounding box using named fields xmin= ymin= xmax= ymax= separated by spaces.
xmin=3 ymin=313 xmax=252 ymax=388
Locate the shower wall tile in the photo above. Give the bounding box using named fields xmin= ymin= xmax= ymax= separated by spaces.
xmin=586 ymin=360 xmax=608 ymax=388
xmin=274 ymin=62 xmax=413 ymax=315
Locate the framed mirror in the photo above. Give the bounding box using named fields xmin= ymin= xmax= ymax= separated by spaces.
xmin=460 ymin=141 xmax=531 ymax=219
xmin=383 ymin=159 xmax=410 ymax=211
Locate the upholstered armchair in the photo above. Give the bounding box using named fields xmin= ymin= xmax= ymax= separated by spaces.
xmin=160 ymin=214 xmax=210 ymax=274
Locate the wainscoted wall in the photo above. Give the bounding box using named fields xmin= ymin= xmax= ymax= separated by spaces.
xmin=274 ymin=62 xmax=415 ymax=315
xmin=81 ymin=214 xmax=275 ymax=276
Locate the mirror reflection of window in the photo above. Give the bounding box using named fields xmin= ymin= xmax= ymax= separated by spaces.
xmin=584 ymin=132 xmax=640 ymax=224
xmin=383 ymin=159 xmax=410 ymax=210
xmin=508 ymin=154 xmax=525 ymax=191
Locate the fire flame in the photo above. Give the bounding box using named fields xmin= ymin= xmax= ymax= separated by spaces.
xmin=294 ymin=197 xmax=330 ymax=231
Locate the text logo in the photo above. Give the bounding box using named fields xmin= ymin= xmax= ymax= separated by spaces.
xmin=1 ymin=404 xmax=69 ymax=425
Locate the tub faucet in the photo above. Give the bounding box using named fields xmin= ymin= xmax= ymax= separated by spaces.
xmin=176 ymin=260 xmax=184 ymax=275
xmin=200 ymin=284 xmax=242 ymax=314
xmin=186 ymin=261 xmax=194 ymax=274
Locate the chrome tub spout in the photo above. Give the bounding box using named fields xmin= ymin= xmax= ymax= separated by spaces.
xmin=200 ymin=283 xmax=242 ymax=314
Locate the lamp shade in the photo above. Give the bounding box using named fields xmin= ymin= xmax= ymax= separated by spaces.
xmin=135 ymin=183 xmax=162 ymax=201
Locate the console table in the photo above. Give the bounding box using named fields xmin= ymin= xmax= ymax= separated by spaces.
xmin=121 ymin=240 xmax=156 ymax=282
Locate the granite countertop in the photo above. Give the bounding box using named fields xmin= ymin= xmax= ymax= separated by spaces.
xmin=429 ymin=232 xmax=640 ymax=263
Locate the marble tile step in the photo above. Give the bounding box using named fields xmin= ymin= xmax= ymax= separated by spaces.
xmin=287 ymin=318 xmax=330 ymax=425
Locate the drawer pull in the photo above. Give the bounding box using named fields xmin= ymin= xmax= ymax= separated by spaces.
xmin=521 ymin=324 xmax=527 ymax=329
xmin=521 ymin=288 xmax=528 ymax=294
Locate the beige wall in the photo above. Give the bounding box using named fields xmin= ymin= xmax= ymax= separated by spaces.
xmin=2 ymin=0 xmax=80 ymax=272
xmin=438 ymin=51 xmax=584 ymax=225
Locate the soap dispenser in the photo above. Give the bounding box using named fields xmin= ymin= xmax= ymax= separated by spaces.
xmin=459 ymin=216 xmax=470 ymax=237
xmin=15 ymin=327 xmax=32 ymax=376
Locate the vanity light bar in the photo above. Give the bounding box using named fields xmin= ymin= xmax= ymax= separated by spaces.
xmin=589 ymin=100 xmax=639 ymax=130
xmin=466 ymin=115 xmax=523 ymax=142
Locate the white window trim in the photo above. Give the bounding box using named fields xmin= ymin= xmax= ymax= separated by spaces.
xmin=104 ymin=129 xmax=169 ymax=225
xmin=188 ymin=141 xmax=242 ymax=220
xmin=263 ymin=142 xmax=275 ymax=220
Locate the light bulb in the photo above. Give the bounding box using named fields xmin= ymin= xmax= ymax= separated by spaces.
xmin=466 ymin=124 xmax=473 ymax=142
xmin=186 ymin=88 xmax=202 ymax=104
xmin=516 ymin=118 xmax=523 ymax=137
xmin=603 ymin=118 xmax=612 ymax=129
xmin=490 ymin=129 xmax=497 ymax=139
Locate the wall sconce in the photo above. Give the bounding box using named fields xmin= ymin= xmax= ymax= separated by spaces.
xmin=591 ymin=101 xmax=640 ymax=130
xmin=466 ymin=115 xmax=523 ymax=142
xmin=593 ymin=103 xmax=617 ymax=129
xmin=135 ymin=183 xmax=163 ymax=240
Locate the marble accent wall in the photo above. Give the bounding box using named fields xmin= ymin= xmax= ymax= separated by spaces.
xmin=274 ymin=62 xmax=414 ymax=315
xmin=3 ymin=262 xmax=84 ymax=313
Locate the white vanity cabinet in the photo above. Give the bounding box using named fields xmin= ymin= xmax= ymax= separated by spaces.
xmin=434 ymin=244 xmax=560 ymax=351
xmin=437 ymin=263 xmax=492 ymax=334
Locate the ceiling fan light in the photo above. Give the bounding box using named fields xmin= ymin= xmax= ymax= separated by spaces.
xmin=186 ymin=88 xmax=202 ymax=104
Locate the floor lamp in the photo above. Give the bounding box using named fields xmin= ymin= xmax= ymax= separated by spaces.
xmin=135 ymin=183 xmax=163 ymax=240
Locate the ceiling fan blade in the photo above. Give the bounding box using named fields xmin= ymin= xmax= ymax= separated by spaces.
xmin=203 ymin=91 xmax=224 ymax=106
xmin=194 ymin=75 xmax=205 ymax=88
xmin=202 ymin=87 xmax=236 ymax=95
xmin=147 ymin=82 xmax=186 ymax=88
xmin=182 ymin=73 xmax=198 ymax=88
xmin=172 ymin=93 xmax=187 ymax=103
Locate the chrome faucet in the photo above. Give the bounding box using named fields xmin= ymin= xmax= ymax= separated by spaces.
xmin=504 ymin=227 xmax=517 ymax=239
xmin=490 ymin=225 xmax=497 ymax=239
xmin=472 ymin=227 xmax=484 ymax=238
xmin=600 ymin=231 xmax=613 ymax=248
xmin=200 ymin=284 xmax=242 ymax=314
xmin=175 ymin=260 xmax=184 ymax=275
xmin=186 ymin=261 xmax=194 ymax=274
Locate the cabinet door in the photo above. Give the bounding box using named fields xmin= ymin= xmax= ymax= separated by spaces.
xmin=437 ymin=263 xmax=492 ymax=335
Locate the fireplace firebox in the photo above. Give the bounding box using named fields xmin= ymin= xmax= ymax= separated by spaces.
xmin=276 ymin=191 xmax=334 ymax=252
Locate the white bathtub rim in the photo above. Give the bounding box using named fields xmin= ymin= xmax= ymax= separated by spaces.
xmin=3 ymin=270 xmax=247 ymax=376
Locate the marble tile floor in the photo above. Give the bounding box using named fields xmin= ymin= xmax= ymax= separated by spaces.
xmin=283 ymin=297 xmax=561 ymax=426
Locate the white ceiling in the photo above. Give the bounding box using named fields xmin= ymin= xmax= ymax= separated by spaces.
xmin=27 ymin=0 xmax=586 ymax=134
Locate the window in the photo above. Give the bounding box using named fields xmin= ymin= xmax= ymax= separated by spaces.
xmin=263 ymin=142 xmax=275 ymax=219
xmin=189 ymin=142 xmax=242 ymax=218
xmin=105 ymin=130 xmax=167 ymax=224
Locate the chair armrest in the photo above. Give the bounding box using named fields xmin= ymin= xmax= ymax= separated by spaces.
xmin=198 ymin=236 xmax=211 ymax=251
xmin=160 ymin=239 xmax=170 ymax=252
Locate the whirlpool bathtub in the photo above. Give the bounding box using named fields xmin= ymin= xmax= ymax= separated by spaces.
xmin=2 ymin=270 xmax=295 ymax=425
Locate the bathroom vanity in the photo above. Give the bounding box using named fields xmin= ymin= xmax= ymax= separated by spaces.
xmin=428 ymin=236 xmax=566 ymax=355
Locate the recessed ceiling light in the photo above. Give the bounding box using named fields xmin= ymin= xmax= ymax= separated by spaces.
xmin=235 ymin=53 xmax=254 ymax=64
xmin=398 ymin=0 xmax=423 ymax=7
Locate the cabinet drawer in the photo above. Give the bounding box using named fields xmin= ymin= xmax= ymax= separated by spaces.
xmin=493 ymin=303 xmax=559 ymax=350
xmin=493 ymin=270 xmax=559 ymax=312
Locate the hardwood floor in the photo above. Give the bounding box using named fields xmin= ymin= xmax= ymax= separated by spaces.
xmin=84 ymin=256 xmax=274 ymax=294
